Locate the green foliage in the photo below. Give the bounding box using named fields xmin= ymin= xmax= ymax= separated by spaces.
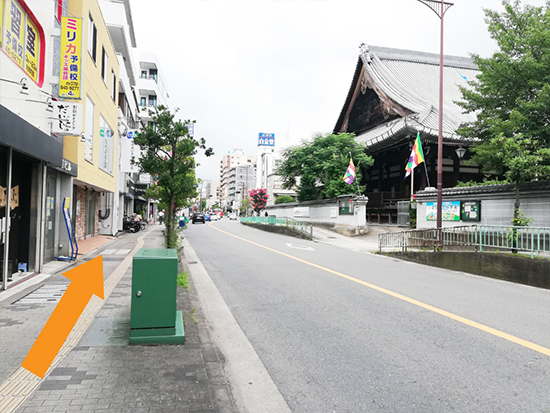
xmin=511 ymin=211 xmax=532 ymax=227
xmin=455 ymin=178 xmax=509 ymax=187
xmin=457 ymin=1 xmax=550 ymax=220
xmin=277 ymin=132 xmax=373 ymax=201
xmin=133 ymin=105 xmax=212 ymax=248
xmin=177 ymin=271 xmax=189 ymax=290
xmin=409 ymin=200 xmax=417 ymax=229
xmin=275 ymin=195 xmax=295 ymax=204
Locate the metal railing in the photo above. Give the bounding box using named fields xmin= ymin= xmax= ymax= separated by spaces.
xmin=379 ymin=225 xmax=550 ymax=258
xmin=240 ymin=216 xmax=313 ymax=239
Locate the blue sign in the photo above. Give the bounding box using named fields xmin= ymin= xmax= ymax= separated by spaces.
xmin=258 ymin=133 xmax=275 ymax=147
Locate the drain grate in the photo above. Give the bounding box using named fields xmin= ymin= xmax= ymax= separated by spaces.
xmin=187 ymin=261 xmax=197 ymax=264
xmin=78 ymin=317 xmax=130 ymax=346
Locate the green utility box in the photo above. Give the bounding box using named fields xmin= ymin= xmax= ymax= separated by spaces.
xmin=129 ymin=248 xmax=185 ymax=345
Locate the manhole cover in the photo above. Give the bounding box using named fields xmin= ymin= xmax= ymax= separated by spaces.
xmin=78 ymin=317 xmax=130 ymax=346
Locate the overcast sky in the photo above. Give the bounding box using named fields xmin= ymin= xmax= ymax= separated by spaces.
xmin=130 ymin=0 xmax=546 ymax=181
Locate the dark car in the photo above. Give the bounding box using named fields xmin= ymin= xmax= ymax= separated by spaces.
xmin=192 ymin=213 xmax=205 ymax=224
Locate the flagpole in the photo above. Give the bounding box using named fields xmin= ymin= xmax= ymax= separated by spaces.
xmin=411 ymin=168 xmax=414 ymax=199
xmin=423 ymin=161 xmax=431 ymax=188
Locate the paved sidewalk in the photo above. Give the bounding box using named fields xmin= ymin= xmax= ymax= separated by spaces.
xmin=0 ymin=225 xmax=236 ymax=413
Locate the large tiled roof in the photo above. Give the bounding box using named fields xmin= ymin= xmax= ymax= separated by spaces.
xmin=338 ymin=45 xmax=480 ymax=151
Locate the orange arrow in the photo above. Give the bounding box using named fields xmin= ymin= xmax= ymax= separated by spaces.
xmin=22 ymin=256 xmax=104 ymax=378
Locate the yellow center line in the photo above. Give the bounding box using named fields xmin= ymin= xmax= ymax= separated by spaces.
xmin=211 ymin=225 xmax=550 ymax=357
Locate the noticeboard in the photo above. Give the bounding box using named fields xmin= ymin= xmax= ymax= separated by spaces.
xmin=426 ymin=201 xmax=461 ymax=221
xmin=461 ymin=200 xmax=481 ymax=221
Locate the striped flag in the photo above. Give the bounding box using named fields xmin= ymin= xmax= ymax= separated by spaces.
xmin=405 ymin=133 xmax=425 ymax=178
xmin=343 ymin=158 xmax=356 ymax=185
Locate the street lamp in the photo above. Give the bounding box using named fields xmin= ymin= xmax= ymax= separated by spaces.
xmin=417 ymin=0 xmax=453 ymax=237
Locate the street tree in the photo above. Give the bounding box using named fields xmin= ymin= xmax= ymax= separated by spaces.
xmin=133 ymin=105 xmax=213 ymax=248
xmin=278 ymin=132 xmax=373 ymax=201
xmin=249 ymin=188 xmax=269 ymax=214
xmin=457 ymin=0 xmax=550 ymax=222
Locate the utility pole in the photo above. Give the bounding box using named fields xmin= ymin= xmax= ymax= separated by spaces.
xmin=417 ymin=0 xmax=453 ymax=243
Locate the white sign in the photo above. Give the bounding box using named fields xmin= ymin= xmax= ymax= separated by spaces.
xmin=120 ymin=130 xmax=141 ymax=173
xmin=293 ymin=207 xmax=310 ymax=218
xmin=139 ymin=173 xmax=151 ymax=184
xmin=52 ymin=102 xmax=83 ymax=135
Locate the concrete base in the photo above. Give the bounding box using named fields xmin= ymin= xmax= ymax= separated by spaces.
xmin=129 ymin=311 xmax=186 ymax=345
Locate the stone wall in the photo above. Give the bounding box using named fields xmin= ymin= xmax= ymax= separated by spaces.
xmin=415 ymin=181 xmax=550 ymax=229
xmin=266 ymin=195 xmax=369 ymax=236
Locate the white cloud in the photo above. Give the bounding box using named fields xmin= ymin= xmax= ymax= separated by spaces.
xmin=130 ymin=0 xmax=547 ymax=180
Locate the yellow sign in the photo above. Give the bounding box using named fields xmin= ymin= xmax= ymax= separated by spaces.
xmin=0 ymin=0 xmax=4 ymax=49
xmin=24 ymin=17 xmax=39 ymax=83
xmin=0 ymin=0 xmax=43 ymax=85
xmin=59 ymin=17 xmax=82 ymax=99
xmin=4 ymin=0 xmax=25 ymax=67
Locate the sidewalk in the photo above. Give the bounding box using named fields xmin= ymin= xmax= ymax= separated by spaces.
xmin=0 ymin=225 xmax=236 ymax=413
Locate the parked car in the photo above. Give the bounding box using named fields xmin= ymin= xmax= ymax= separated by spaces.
xmin=204 ymin=214 xmax=211 ymax=221
xmin=229 ymin=213 xmax=237 ymax=220
xmin=192 ymin=213 xmax=205 ymax=224
xmin=210 ymin=213 xmax=219 ymax=221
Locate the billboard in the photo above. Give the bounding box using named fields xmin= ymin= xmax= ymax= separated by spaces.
xmin=426 ymin=201 xmax=460 ymax=221
xmin=258 ymin=132 xmax=275 ymax=147
xmin=1 ymin=0 xmax=44 ymax=85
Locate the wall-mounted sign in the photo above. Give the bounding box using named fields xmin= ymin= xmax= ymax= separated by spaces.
xmin=59 ymin=16 xmax=82 ymax=98
xmin=426 ymin=201 xmax=460 ymax=221
xmin=1 ymin=0 xmax=45 ymax=85
xmin=258 ymin=133 xmax=275 ymax=147
xmin=461 ymin=200 xmax=481 ymax=222
xmin=120 ymin=130 xmax=141 ymax=173
xmin=52 ymin=102 xmax=82 ymax=135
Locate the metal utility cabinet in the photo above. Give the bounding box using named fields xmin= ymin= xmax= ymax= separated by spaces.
xmin=129 ymin=248 xmax=185 ymax=344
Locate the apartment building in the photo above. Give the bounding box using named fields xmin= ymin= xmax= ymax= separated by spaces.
xmin=219 ymin=149 xmax=255 ymax=209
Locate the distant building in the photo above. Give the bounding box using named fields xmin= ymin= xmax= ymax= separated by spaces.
xmin=219 ymin=149 xmax=255 ymax=209
xmin=228 ymin=165 xmax=256 ymax=211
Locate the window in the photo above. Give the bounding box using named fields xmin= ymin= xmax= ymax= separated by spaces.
xmin=148 ymin=121 xmax=156 ymax=132
xmin=148 ymin=95 xmax=157 ymax=107
xmin=111 ymin=70 xmax=116 ymax=102
xmin=149 ymin=68 xmax=158 ymax=81
xmin=101 ymin=47 xmax=107 ymax=83
xmin=141 ymin=70 xmax=147 ymax=79
xmin=140 ymin=96 xmax=146 ymax=107
xmin=99 ymin=115 xmax=114 ymax=174
xmin=88 ymin=15 xmax=97 ymax=62
xmin=84 ymin=95 xmax=95 ymax=162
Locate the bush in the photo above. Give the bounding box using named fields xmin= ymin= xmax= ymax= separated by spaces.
xmin=275 ymin=195 xmax=295 ymax=204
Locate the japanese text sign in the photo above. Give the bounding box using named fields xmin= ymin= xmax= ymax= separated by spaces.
xmin=258 ymin=132 xmax=275 ymax=147
xmin=1 ymin=0 xmax=43 ymax=84
xmin=59 ymin=16 xmax=82 ymax=98
xmin=52 ymin=102 xmax=83 ymax=135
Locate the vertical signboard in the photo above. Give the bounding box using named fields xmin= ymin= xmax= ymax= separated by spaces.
xmin=24 ymin=17 xmax=38 ymax=83
xmin=59 ymin=16 xmax=82 ymax=98
xmin=120 ymin=131 xmax=141 ymax=173
xmin=5 ymin=0 xmax=25 ymax=67
xmin=0 ymin=0 xmax=44 ymax=85
xmin=0 ymin=0 xmax=4 ymax=49
xmin=52 ymin=102 xmax=83 ymax=135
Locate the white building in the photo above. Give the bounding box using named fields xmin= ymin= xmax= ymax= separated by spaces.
xmin=219 ymin=149 xmax=255 ymax=208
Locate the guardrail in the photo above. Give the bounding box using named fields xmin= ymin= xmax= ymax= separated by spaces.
xmin=240 ymin=216 xmax=313 ymax=239
xmin=378 ymin=225 xmax=550 ymax=258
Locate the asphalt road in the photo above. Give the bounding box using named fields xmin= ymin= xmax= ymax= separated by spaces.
xmin=185 ymin=219 xmax=550 ymax=413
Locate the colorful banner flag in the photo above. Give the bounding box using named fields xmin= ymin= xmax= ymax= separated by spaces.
xmin=343 ymin=158 xmax=355 ymax=185
xmin=405 ymin=133 xmax=425 ymax=178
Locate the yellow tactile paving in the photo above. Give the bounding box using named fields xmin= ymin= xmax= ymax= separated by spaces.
xmin=0 ymin=228 xmax=151 ymax=412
